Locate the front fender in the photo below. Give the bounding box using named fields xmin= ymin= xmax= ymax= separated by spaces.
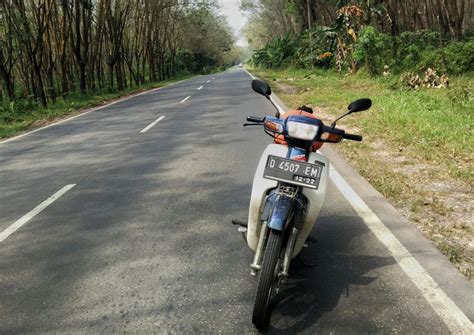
xmin=263 ymin=192 xmax=294 ymax=231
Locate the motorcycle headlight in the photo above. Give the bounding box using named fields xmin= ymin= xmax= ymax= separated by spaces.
xmin=287 ymin=121 xmax=319 ymax=141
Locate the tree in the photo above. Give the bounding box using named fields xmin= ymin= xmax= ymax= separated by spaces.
xmin=0 ymin=0 xmax=236 ymax=105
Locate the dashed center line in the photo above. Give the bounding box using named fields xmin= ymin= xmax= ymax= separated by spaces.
xmin=180 ymin=95 xmax=191 ymax=103
xmin=197 ymin=85 xmax=203 ymax=90
xmin=140 ymin=115 xmax=166 ymax=133
xmin=206 ymin=80 xmax=211 ymax=83
xmin=0 ymin=184 xmax=76 ymax=242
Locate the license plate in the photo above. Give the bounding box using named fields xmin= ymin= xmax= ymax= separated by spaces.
xmin=263 ymin=155 xmax=323 ymax=189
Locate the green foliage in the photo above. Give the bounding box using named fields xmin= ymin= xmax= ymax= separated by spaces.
xmin=353 ymin=26 xmax=391 ymax=74
xmin=0 ymin=99 xmax=40 ymax=124
xmin=294 ymin=27 xmax=337 ymax=68
xmin=396 ymin=31 xmax=440 ymax=70
xmin=400 ymin=30 xmax=441 ymax=50
xmin=175 ymin=49 xmax=224 ymax=75
xmin=181 ymin=5 xmax=234 ymax=70
xmin=251 ymin=37 xmax=297 ymax=68
xmin=418 ymin=39 xmax=474 ymax=75
xmin=252 ymin=24 xmax=473 ymax=78
xmin=396 ymin=31 xmax=473 ymax=74
xmin=251 ymin=27 xmax=338 ymax=69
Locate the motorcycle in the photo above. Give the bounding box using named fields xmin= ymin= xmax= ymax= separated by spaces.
xmin=234 ymin=79 xmax=372 ymax=329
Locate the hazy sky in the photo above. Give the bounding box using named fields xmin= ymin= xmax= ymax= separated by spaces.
xmin=217 ymin=0 xmax=248 ymax=46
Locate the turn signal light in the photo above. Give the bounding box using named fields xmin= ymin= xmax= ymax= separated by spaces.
xmin=264 ymin=120 xmax=284 ymax=133
xmin=320 ymin=132 xmax=342 ymax=142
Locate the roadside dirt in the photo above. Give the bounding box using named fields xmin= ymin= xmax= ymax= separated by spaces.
xmin=360 ymin=137 xmax=473 ymax=280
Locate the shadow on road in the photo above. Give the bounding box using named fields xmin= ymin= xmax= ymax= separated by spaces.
xmin=265 ymin=214 xmax=396 ymax=333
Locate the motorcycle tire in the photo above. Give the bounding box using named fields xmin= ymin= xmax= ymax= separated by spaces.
xmin=252 ymin=229 xmax=282 ymax=330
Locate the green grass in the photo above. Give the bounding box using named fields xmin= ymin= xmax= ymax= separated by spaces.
xmin=251 ymin=67 xmax=473 ymax=184
xmin=0 ymin=74 xmax=196 ymax=139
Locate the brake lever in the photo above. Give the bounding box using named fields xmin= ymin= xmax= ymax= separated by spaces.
xmin=243 ymin=123 xmax=263 ymax=127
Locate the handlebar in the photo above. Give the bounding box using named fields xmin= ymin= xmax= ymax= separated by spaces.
xmin=343 ymin=133 xmax=363 ymax=141
xmin=245 ymin=115 xmax=363 ymax=142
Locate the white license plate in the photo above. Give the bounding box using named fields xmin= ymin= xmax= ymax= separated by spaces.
xmin=263 ymin=155 xmax=323 ymax=189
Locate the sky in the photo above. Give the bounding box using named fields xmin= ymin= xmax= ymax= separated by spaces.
xmin=217 ymin=0 xmax=248 ymax=46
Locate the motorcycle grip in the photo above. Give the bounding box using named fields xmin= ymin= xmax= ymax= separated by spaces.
xmin=247 ymin=116 xmax=264 ymax=123
xmin=343 ymin=133 xmax=363 ymax=141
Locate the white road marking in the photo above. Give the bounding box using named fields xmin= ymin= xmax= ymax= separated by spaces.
xmin=206 ymin=80 xmax=211 ymax=83
xmin=0 ymin=184 xmax=76 ymax=242
xmin=244 ymin=69 xmax=473 ymax=334
xmin=245 ymin=69 xmax=256 ymax=79
xmin=197 ymin=85 xmax=203 ymax=90
xmin=0 ymin=77 xmax=193 ymax=145
xmin=180 ymin=95 xmax=191 ymax=103
xmin=140 ymin=115 xmax=166 ymax=133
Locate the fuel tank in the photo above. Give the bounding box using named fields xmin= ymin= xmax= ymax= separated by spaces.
xmin=247 ymin=144 xmax=329 ymax=257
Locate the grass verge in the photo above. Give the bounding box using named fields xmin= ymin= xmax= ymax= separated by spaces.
xmin=0 ymin=74 xmax=196 ymax=139
xmin=251 ymin=66 xmax=473 ymax=280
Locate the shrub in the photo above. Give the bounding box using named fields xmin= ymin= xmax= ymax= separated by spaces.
xmin=294 ymin=26 xmax=337 ymax=68
xmin=399 ymin=30 xmax=441 ymax=50
xmin=394 ymin=31 xmax=440 ymax=70
xmin=417 ymin=38 xmax=474 ymax=74
xmin=353 ymin=26 xmax=391 ymax=74
xmin=0 ymin=98 xmax=40 ymax=123
xmin=251 ymin=36 xmax=297 ymax=68
xmin=442 ymin=39 xmax=474 ymax=74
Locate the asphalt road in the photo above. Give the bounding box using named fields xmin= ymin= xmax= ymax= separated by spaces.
xmin=0 ymin=68 xmax=472 ymax=333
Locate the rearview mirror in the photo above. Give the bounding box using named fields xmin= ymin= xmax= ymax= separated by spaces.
xmin=348 ymin=98 xmax=372 ymax=113
xmin=252 ymin=79 xmax=271 ymax=97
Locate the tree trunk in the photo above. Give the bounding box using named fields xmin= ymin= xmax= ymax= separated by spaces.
xmin=0 ymin=67 xmax=15 ymax=100
xmin=115 ymin=61 xmax=124 ymax=90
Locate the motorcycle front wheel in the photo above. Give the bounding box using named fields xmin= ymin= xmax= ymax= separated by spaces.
xmin=252 ymin=229 xmax=282 ymax=330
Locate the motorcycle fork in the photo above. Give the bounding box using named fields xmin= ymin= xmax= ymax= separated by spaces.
xmin=250 ymin=184 xmax=303 ymax=277
xmin=280 ymin=226 xmax=299 ymax=278
xmin=250 ymin=222 xmax=268 ymax=276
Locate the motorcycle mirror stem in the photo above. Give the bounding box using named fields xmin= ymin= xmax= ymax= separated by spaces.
xmin=330 ymin=111 xmax=351 ymax=128
xmin=265 ymin=96 xmax=281 ymax=117
xmin=252 ymin=79 xmax=281 ymax=117
xmin=331 ymin=98 xmax=372 ymax=128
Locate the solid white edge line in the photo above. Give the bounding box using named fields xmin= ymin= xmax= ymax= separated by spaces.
xmin=140 ymin=115 xmax=166 ymax=134
xmin=0 ymin=77 xmax=192 ymax=145
xmin=244 ymin=69 xmax=473 ymax=334
xmin=0 ymin=184 xmax=76 ymax=242
xmin=245 ymin=69 xmax=256 ymax=79
xmin=197 ymin=85 xmax=203 ymax=90
xmin=180 ymin=95 xmax=191 ymax=103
